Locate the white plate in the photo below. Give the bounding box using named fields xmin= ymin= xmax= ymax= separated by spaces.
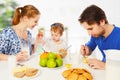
xmin=13 ymin=69 xmax=40 ymax=80
xmin=24 ymin=69 xmax=40 ymax=79
xmin=40 ymin=65 xmax=64 ymax=70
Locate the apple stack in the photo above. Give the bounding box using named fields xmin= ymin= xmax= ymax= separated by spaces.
xmin=39 ymin=52 xmax=63 ymax=68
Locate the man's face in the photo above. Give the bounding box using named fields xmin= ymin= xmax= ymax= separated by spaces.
xmin=82 ymin=22 xmax=105 ymax=37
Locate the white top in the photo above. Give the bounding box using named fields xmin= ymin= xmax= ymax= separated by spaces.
xmin=43 ymin=38 xmax=67 ymax=53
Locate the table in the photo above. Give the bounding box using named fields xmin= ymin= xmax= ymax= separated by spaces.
xmin=0 ymin=54 xmax=105 ymax=80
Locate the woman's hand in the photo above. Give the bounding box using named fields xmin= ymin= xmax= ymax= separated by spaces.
xmin=36 ymin=32 xmax=45 ymax=45
xmin=16 ymin=51 xmax=30 ymax=61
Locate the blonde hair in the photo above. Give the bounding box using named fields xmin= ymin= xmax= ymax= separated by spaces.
xmin=50 ymin=22 xmax=64 ymax=36
xmin=12 ymin=5 xmax=40 ymax=25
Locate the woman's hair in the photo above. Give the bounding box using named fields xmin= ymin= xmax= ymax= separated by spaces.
xmin=50 ymin=22 xmax=64 ymax=36
xmin=78 ymin=5 xmax=108 ymax=25
xmin=12 ymin=5 xmax=40 ymax=25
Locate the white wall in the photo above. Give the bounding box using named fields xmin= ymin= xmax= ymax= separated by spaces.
xmin=16 ymin=0 xmax=120 ymax=59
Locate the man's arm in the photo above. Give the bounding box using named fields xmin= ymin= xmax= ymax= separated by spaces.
xmin=85 ymin=36 xmax=97 ymax=51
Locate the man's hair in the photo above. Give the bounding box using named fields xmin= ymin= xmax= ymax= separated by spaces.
xmin=78 ymin=5 xmax=108 ymax=25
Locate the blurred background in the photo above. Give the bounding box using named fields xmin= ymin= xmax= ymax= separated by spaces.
xmin=0 ymin=0 xmax=120 ymax=60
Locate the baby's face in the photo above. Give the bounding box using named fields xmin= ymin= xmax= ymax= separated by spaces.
xmin=51 ymin=31 xmax=61 ymax=42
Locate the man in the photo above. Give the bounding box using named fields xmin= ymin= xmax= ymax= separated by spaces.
xmin=78 ymin=5 xmax=120 ymax=70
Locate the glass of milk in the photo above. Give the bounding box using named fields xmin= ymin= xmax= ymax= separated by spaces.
xmin=21 ymin=44 xmax=30 ymax=58
xmin=69 ymin=48 xmax=80 ymax=65
xmin=104 ymin=50 xmax=120 ymax=80
xmin=8 ymin=55 xmax=17 ymax=79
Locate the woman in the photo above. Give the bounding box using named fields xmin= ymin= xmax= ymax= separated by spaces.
xmin=0 ymin=5 xmax=40 ymax=61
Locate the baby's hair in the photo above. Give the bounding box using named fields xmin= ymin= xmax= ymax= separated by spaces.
xmin=50 ymin=22 xmax=64 ymax=36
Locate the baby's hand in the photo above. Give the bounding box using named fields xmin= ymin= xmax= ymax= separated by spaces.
xmin=59 ymin=49 xmax=67 ymax=58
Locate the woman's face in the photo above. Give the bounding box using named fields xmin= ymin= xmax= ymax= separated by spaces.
xmin=51 ymin=31 xmax=61 ymax=42
xmin=27 ymin=15 xmax=40 ymax=29
xmin=82 ymin=22 xmax=105 ymax=37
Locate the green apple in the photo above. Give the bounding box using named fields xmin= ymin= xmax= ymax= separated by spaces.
xmin=56 ymin=58 xmax=63 ymax=67
xmin=40 ymin=58 xmax=47 ymax=67
xmin=47 ymin=59 xmax=56 ymax=68
xmin=48 ymin=52 xmax=56 ymax=59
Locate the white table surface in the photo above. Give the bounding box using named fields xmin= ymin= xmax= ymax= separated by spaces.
xmin=0 ymin=54 xmax=105 ymax=80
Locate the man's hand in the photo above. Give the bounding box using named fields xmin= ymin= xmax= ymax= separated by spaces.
xmin=87 ymin=58 xmax=105 ymax=70
xmin=80 ymin=45 xmax=92 ymax=56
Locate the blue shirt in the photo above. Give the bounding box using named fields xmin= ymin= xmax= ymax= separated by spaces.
xmin=86 ymin=25 xmax=120 ymax=62
xmin=0 ymin=27 xmax=32 ymax=55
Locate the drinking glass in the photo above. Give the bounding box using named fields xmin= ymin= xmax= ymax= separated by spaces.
xmin=21 ymin=44 xmax=30 ymax=60
xmin=8 ymin=55 xmax=17 ymax=79
xmin=104 ymin=50 xmax=120 ymax=80
xmin=69 ymin=48 xmax=80 ymax=65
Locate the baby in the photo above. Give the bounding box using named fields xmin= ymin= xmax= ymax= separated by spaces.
xmin=35 ymin=22 xmax=68 ymax=58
